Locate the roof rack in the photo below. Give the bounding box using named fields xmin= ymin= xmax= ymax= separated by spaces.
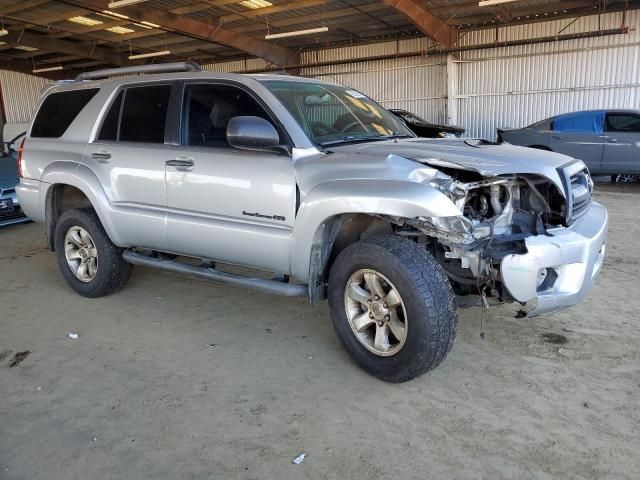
xmin=75 ymin=61 xmax=201 ymax=81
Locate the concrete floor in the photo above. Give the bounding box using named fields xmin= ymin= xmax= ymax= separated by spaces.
xmin=1 ymin=183 xmax=639 ymax=480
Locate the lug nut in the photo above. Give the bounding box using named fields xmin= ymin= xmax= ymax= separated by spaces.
xmin=383 ymin=303 xmax=388 ymax=308
xmin=369 ymin=313 xmax=374 ymax=319
xmin=374 ymin=295 xmax=380 ymax=300
xmin=367 ymin=299 xmax=372 ymax=304
xmin=384 ymin=315 xmax=390 ymax=320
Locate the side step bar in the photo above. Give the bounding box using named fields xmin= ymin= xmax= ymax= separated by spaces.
xmin=122 ymin=250 xmax=308 ymax=297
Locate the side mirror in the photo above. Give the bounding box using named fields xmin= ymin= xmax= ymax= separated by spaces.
xmin=226 ymin=116 xmax=281 ymax=152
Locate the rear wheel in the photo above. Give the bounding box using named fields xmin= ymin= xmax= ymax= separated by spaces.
xmin=328 ymin=235 xmax=457 ymax=382
xmin=54 ymin=208 xmax=132 ymax=297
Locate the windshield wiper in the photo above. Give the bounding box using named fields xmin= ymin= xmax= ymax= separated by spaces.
xmin=320 ymin=133 xmax=412 ymax=146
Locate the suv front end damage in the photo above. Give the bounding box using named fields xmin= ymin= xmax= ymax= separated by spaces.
xmin=408 ymin=160 xmax=607 ymax=316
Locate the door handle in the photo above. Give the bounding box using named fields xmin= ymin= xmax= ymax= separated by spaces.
xmin=605 ymin=137 xmax=618 ymax=143
xmin=166 ymin=158 xmax=195 ymax=171
xmin=91 ymin=150 xmax=111 ymax=162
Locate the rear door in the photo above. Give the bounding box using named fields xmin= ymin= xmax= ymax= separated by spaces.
xmin=549 ymin=112 xmax=605 ymax=173
xmin=603 ymin=112 xmax=640 ymax=174
xmin=87 ymin=82 xmax=174 ymax=251
xmin=164 ymin=81 xmax=296 ymax=273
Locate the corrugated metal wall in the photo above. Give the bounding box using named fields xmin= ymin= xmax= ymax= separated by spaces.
xmin=456 ymin=10 xmax=640 ymax=139
xmin=0 ymin=70 xmax=48 ymax=123
xmin=199 ymin=10 xmax=639 ymax=141
xmin=1 ymin=10 xmax=638 ymax=142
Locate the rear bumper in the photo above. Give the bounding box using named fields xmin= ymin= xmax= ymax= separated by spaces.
xmin=15 ymin=178 xmax=44 ymax=223
xmin=500 ymin=202 xmax=608 ymax=316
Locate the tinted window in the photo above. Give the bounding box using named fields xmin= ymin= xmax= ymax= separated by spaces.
xmin=551 ymin=111 xmax=604 ymax=134
xmin=31 ymin=89 xmax=98 ymax=138
xmin=119 ymin=85 xmax=171 ymax=143
xmin=606 ymin=113 xmax=640 ymax=133
xmin=98 ymin=91 xmax=123 ymax=141
xmin=182 ymin=84 xmax=272 ymax=148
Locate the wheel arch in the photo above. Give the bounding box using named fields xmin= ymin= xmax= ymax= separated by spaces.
xmin=292 ymin=180 xmax=461 ymax=303
xmin=45 ymin=164 xmax=124 ymax=250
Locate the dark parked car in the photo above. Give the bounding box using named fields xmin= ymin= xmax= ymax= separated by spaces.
xmin=389 ymin=109 xmax=465 ymax=138
xmin=1 ymin=132 xmax=29 ymax=227
xmin=498 ymin=110 xmax=640 ymax=177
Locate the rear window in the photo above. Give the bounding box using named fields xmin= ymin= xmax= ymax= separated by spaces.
xmin=31 ymin=89 xmax=99 ymax=138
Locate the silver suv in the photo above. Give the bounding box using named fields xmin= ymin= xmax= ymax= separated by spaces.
xmin=17 ymin=62 xmax=608 ymax=382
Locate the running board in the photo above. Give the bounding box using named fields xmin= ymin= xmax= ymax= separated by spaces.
xmin=122 ymin=250 xmax=308 ymax=297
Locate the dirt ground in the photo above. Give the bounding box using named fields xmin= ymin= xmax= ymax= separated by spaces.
xmin=1 ymin=183 xmax=639 ymax=480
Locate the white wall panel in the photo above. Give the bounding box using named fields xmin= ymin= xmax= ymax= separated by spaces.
xmin=0 ymin=70 xmax=48 ymax=123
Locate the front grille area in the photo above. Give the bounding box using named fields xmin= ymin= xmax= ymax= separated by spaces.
xmin=565 ymin=164 xmax=593 ymax=223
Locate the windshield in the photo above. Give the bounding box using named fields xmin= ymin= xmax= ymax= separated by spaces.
xmin=261 ymin=80 xmax=414 ymax=146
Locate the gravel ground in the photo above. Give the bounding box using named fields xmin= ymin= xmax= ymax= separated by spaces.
xmin=1 ymin=183 xmax=639 ymax=480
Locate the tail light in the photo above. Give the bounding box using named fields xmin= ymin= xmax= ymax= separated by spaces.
xmin=17 ymin=138 xmax=25 ymax=177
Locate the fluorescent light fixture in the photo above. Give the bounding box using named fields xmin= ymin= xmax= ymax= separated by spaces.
xmin=241 ymin=0 xmax=272 ymax=9
xmin=108 ymin=0 xmax=149 ymax=8
xmin=32 ymin=66 xmax=63 ymax=73
xmin=128 ymin=49 xmax=170 ymax=60
xmin=265 ymin=26 xmax=328 ymax=39
xmin=0 ymin=28 xmax=8 ymax=36
xmin=139 ymin=20 xmax=160 ymax=28
xmin=106 ymin=26 xmax=135 ymax=34
xmin=478 ymin=0 xmax=519 ymax=6
xmin=14 ymin=45 xmax=38 ymax=51
xmin=68 ymin=16 xmax=103 ymax=26
xmin=100 ymin=10 xmax=130 ymax=20
xmin=0 ymin=41 xmax=6 ymax=46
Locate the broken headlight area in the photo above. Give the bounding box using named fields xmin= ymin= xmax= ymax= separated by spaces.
xmin=410 ymin=172 xmax=568 ymax=301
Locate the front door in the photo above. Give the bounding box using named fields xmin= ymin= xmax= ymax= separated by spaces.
xmin=165 ymin=82 xmax=296 ymax=274
xmin=87 ymin=83 xmax=173 ymax=251
xmin=603 ymin=112 xmax=640 ymax=175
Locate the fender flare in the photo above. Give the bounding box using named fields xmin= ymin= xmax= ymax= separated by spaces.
xmin=289 ymin=179 xmax=461 ymax=281
xmin=43 ymin=163 xmax=126 ymax=248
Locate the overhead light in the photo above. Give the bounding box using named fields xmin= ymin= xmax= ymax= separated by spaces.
xmin=265 ymin=26 xmax=328 ymax=40
xmin=139 ymin=20 xmax=160 ymax=28
xmin=32 ymin=66 xmax=63 ymax=73
xmin=99 ymin=10 xmax=130 ymax=20
xmin=68 ymin=16 xmax=103 ymax=26
xmin=0 ymin=29 xmax=8 ymax=37
xmin=106 ymin=26 xmax=135 ymax=34
xmin=241 ymin=0 xmax=272 ymax=9
xmin=0 ymin=41 xmax=6 ymax=46
xmin=478 ymin=0 xmax=518 ymax=5
xmin=128 ymin=49 xmax=170 ymax=60
xmin=14 ymin=45 xmax=38 ymax=51
xmin=108 ymin=0 xmax=149 ymax=8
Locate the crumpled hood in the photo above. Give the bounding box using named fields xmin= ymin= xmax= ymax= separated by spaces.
xmin=294 ymin=138 xmax=575 ymax=195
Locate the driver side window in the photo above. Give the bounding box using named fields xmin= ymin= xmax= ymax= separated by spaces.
xmin=182 ymin=84 xmax=274 ymax=148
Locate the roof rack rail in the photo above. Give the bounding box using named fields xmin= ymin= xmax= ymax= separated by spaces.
xmin=75 ymin=61 xmax=201 ymax=81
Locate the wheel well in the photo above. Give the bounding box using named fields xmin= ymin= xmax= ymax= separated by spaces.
xmin=528 ymin=145 xmax=552 ymax=151
xmin=46 ymin=184 xmax=92 ymax=251
xmin=308 ymin=213 xmax=394 ymax=304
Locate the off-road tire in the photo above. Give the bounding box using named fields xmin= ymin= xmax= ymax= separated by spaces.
xmin=328 ymin=235 xmax=457 ymax=382
xmin=54 ymin=208 xmax=132 ymax=297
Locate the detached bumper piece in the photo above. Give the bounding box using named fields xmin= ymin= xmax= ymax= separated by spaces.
xmin=501 ymin=202 xmax=608 ymax=317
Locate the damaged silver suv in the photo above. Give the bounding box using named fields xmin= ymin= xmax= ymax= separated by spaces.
xmin=17 ymin=62 xmax=608 ymax=382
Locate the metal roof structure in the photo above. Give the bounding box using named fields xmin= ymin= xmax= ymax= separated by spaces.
xmin=0 ymin=0 xmax=637 ymax=78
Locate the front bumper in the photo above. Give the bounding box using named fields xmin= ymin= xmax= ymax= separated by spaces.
xmin=501 ymin=201 xmax=608 ymax=316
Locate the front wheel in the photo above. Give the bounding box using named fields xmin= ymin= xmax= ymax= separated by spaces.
xmin=328 ymin=235 xmax=457 ymax=382
xmin=54 ymin=208 xmax=132 ymax=298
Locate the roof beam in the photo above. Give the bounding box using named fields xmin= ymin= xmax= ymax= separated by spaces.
xmin=0 ymin=0 xmax=50 ymax=15
xmin=1 ymin=30 xmax=128 ymax=66
xmin=382 ymin=0 xmax=456 ymax=47
xmin=62 ymin=0 xmax=298 ymax=67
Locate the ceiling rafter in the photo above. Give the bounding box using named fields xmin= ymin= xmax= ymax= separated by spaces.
xmin=60 ymin=0 xmax=299 ymax=67
xmin=382 ymin=0 xmax=456 ymax=47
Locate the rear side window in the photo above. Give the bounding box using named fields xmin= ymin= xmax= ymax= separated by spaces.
xmin=31 ymin=89 xmax=99 ymax=138
xmin=119 ymin=85 xmax=171 ymax=143
xmin=551 ymin=111 xmax=604 ymax=134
